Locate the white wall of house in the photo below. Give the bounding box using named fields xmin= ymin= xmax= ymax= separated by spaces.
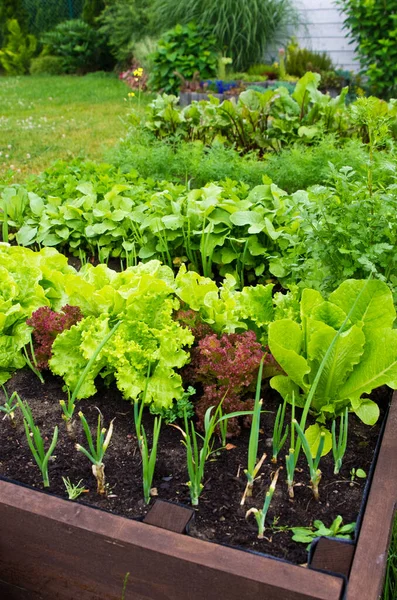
xmin=295 ymin=0 xmax=358 ymax=71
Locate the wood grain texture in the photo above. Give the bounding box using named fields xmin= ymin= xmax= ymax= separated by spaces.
xmin=0 ymin=480 xmax=344 ymax=600
xmin=143 ymin=499 xmax=194 ymax=533
xmin=310 ymin=538 xmax=355 ymax=578
xmin=346 ymin=392 xmax=397 ymax=600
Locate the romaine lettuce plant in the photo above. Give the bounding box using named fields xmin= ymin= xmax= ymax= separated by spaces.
xmin=268 ymin=279 xmax=397 ymax=425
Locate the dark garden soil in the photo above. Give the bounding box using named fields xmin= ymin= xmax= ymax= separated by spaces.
xmin=0 ymin=369 xmax=390 ymax=565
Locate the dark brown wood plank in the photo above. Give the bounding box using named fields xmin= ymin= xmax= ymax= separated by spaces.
xmin=310 ymin=538 xmax=355 ymax=577
xmin=347 ymin=391 xmax=397 ymax=600
xmin=0 ymin=480 xmax=344 ymax=600
xmin=143 ymin=499 xmax=194 ymax=533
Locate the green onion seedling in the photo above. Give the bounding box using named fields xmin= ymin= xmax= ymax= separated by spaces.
xmin=23 ymin=334 xmax=44 ymax=384
xmin=241 ymin=356 xmax=266 ymax=505
xmin=0 ymin=385 xmax=19 ymax=424
xmin=62 ymin=477 xmax=88 ymax=500
xmin=140 ymin=416 xmax=162 ymax=504
xmin=285 ymin=394 xmax=296 ymax=498
xmin=332 ymin=407 xmax=348 ymax=475
xmin=60 ymin=320 xmax=121 ymax=435
xmin=246 ymin=468 xmax=281 ymax=539
xmin=272 ymin=397 xmax=289 ymax=463
xmin=75 ymin=411 xmax=114 ymax=495
xmin=293 ymin=419 xmax=325 ymax=501
xmin=17 ymin=396 xmax=58 ymax=488
xmin=175 ymin=405 xmax=253 ymax=506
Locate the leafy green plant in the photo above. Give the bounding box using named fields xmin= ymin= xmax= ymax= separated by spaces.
xmin=17 ymin=395 xmax=58 ymax=487
xmin=148 ymin=23 xmax=218 ymax=94
xmin=59 ymin=320 xmax=121 ymax=434
xmin=76 ymin=411 xmax=114 ymax=494
xmin=62 ymin=476 xmax=88 ymax=500
xmin=332 ymin=407 xmax=348 ymax=475
xmin=152 ymin=0 xmax=300 ymax=71
xmin=337 ymin=0 xmax=397 ymax=98
xmin=268 ymin=279 xmax=397 ymax=426
xmin=245 ymin=468 xmax=280 ymax=538
xmin=0 ymin=19 xmax=37 ymax=75
xmin=291 ymin=515 xmax=356 ymax=548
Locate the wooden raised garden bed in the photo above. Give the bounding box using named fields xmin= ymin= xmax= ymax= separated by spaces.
xmin=0 ymin=391 xmax=396 ymax=599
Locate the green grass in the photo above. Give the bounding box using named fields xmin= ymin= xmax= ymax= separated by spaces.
xmin=0 ymin=73 xmax=149 ymax=181
xmin=382 ymin=517 xmax=397 ymax=600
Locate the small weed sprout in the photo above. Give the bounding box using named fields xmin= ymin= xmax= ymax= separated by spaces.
xmin=246 ymin=468 xmax=281 ymax=539
xmin=0 ymin=385 xmax=19 ymax=424
xmin=332 ymin=407 xmax=348 ymax=475
xmin=292 ymin=515 xmax=356 ymax=549
xmin=293 ymin=419 xmax=324 ymax=501
xmin=272 ymin=397 xmax=289 ymax=463
xmin=350 ymin=468 xmax=367 ymax=484
xmin=62 ymin=477 xmax=88 ymax=500
xmin=17 ymin=396 xmax=58 ymax=487
xmin=75 ymin=411 xmax=114 ymax=495
xmin=241 ymin=356 xmax=266 ymax=505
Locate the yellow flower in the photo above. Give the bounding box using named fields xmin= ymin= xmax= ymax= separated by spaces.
xmin=128 ymin=92 xmax=135 ymax=98
xmin=133 ymin=68 xmax=143 ymax=77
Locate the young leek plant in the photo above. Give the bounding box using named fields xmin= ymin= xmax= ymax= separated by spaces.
xmin=285 ymin=394 xmax=296 ymax=499
xmin=133 ymin=365 xmax=163 ymax=504
xmin=75 ymin=411 xmax=114 ymax=495
xmin=241 ymin=356 xmax=266 ymax=505
xmin=17 ymin=396 xmax=58 ymax=487
xmin=293 ymin=419 xmax=325 ymax=501
xmin=0 ymin=385 xmax=18 ymax=425
xmin=332 ymin=407 xmax=349 ymax=475
xmin=60 ymin=320 xmax=121 ymax=435
xmin=246 ymin=468 xmax=281 ymax=539
xmin=23 ymin=334 xmax=44 ymax=384
xmin=271 ymin=397 xmax=289 ymax=463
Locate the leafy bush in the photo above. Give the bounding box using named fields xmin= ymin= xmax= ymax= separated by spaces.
xmin=82 ymin=0 xmax=105 ymax=27
xmin=29 ymin=54 xmax=65 ymax=75
xmin=337 ymin=0 xmax=397 ymax=98
xmin=286 ymin=41 xmax=334 ymax=77
xmin=0 ymin=0 xmax=29 ymax=47
xmin=152 ymin=0 xmax=300 ymax=71
xmin=148 ymin=23 xmax=218 ymax=94
xmin=42 ymin=19 xmax=112 ymax=74
xmin=27 ymin=305 xmax=83 ymax=368
xmin=98 ymin=0 xmax=151 ymax=63
xmin=0 ymin=18 xmax=37 ymax=75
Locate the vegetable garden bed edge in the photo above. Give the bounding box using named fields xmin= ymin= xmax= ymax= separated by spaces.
xmin=0 ymin=392 xmax=396 ymax=600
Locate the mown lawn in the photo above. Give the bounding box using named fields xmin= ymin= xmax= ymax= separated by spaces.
xmin=0 ymin=73 xmax=149 ymax=181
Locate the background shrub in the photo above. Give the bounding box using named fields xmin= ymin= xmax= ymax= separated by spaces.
xmin=29 ymin=54 xmax=65 ymax=75
xmin=152 ymin=0 xmax=300 ymax=71
xmin=0 ymin=18 xmax=37 ymax=75
xmin=337 ymin=0 xmax=397 ymax=98
xmin=42 ymin=18 xmax=113 ymax=73
xmin=286 ymin=40 xmax=334 ymax=78
xmin=97 ymin=0 xmax=152 ymax=64
xmin=148 ymin=23 xmax=218 ymax=93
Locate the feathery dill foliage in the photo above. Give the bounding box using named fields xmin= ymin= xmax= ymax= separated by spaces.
xmin=152 ymin=0 xmax=300 ymax=71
